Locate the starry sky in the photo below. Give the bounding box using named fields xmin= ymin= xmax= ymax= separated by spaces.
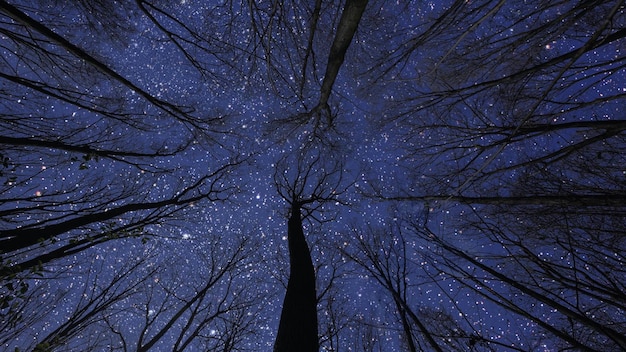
xmin=1 ymin=0 xmax=625 ymax=351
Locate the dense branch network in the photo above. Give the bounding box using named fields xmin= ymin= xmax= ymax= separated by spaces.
xmin=1 ymin=0 xmax=625 ymax=350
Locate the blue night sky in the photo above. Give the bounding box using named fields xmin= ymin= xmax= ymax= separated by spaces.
xmin=1 ymin=0 xmax=625 ymax=351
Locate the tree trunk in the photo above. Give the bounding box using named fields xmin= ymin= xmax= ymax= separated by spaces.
xmin=319 ymin=0 xmax=368 ymax=107
xmin=274 ymin=205 xmax=319 ymax=352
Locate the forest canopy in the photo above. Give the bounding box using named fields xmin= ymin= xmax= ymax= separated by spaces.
xmin=1 ymin=0 xmax=625 ymax=351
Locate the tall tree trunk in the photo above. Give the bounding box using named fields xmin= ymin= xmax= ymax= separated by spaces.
xmin=274 ymin=204 xmax=319 ymax=352
xmin=319 ymin=0 xmax=368 ymax=107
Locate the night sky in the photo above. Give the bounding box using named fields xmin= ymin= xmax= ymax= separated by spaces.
xmin=1 ymin=0 xmax=625 ymax=351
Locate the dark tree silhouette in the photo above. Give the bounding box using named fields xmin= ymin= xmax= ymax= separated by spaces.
xmin=130 ymin=237 xmax=261 ymax=352
xmin=0 ymin=2 xmax=245 ymax=347
xmin=0 ymin=0 xmax=243 ymax=289
xmin=361 ymin=1 xmax=626 ymax=349
xmin=2 ymin=235 xmax=262 ymax=351
xmin=2 ymin=0 xmax=625 ymax=350
xmin=274 ymin=201 xmax=319 ymax=352
xmin=273 ymin=146 xmax=349 ymax=351
xmin=266 ymin=1 xmax=367 ymax=348
xmin=342 ymin=222 xmax=496 ymax=352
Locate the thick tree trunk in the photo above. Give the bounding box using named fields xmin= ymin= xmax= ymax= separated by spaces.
xmin=274 ymin=205 xmax=319 ymax=352
xmin=318 ymin=0 xmax=368 ymax=107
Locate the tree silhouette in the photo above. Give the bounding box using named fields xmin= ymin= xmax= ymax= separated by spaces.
xmin=0 ymin=1 xmax=244 ymax=348
xmin=361 ymin=1 xmax=626 ymax=349
xmin=2 ymin=235 xmax=262 ymax=351
xmin=274 ymin=200 xmax=319 ymax=351
xmin=273 ymin=146 xmax=349 ymax=351
xmin=1 ymin=0 xmax=625 ymax=350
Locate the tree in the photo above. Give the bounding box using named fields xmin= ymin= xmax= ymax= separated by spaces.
xmin=0 ymin=0 xmax=243 ymax=270
xmin=362 ymin=0 xmax=626 ymax=350
xmin=124 ymin=236 xmax=262 ymax=352
xmin=274 ymin=194 xmax=319 ymax=351
xmin=272 ymin=145 xmax=350 ymax=351
xmin=2 ymin=0 xmax=625 ymax=350
xmin=256 ymin=1 xmax=368 ymax=348
xmin=10 ymin=250 xmax=156 ymax=351
xmin=367 ymin=0 xmax=625 ymax=200
xmin=0 ymin=1 xmax=246 ymax=346
xmin=343 ymin=221 xmax=497 ymax=352
xmin=3 ymin=234 xmax=263 ymax=351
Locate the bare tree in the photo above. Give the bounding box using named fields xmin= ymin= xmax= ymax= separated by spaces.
xmin=0 ymin=1 xmax=249 ymax=345
xmin=227 ymin=0 xmax=371 ymax=143
xmin=358 ymin=1 xmax=626 ymax=350
xmin=0 ymin=0 xmax=244 ymax=269
xmin=3 ymin=0 xmax=624 ymax=350
xmin=127 ymin=236 xmax=261 ymax=352
xmin=4 ymin=234 xmax=262 ymax=351
xmin=272 ymin=145 xmax=350 ymax=351
xmin=342 ymin=221 xmax=499 ymax=352
xmin=399 ymin=203 xmax=626 ymax=351
xmin=366 ymin=0 xmax=625 ymax=200
xmin=24 ymin=252 xmax=155 ymax=351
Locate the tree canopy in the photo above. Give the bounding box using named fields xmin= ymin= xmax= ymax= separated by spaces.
xmin=1 ymin=0 xmax=625 ymax=350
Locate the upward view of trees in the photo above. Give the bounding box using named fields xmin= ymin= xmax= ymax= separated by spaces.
xmin=362 ymin=1 xmax=626 ymax=350
xmin=1 ymin=0 xmax=624 ymax=351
